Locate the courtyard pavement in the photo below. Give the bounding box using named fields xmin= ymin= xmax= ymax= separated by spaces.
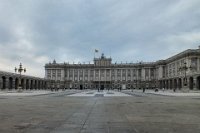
xmin=0 ymin=89 xmax=200 ymax=133
xmin=122 ymin=89 xmax=200 ymax=97
xmin=0 ymin=89 xmax=81 ymax=96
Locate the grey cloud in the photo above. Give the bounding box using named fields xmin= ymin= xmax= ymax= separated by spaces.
xmin=0 ymin=0 xmax=200 ymax=77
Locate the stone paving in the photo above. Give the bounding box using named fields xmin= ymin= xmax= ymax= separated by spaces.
xmin=0 ymin=89 xmax=81 ymax=96
xmin=69 ymin=90 xmax=131 ymax=97
xmin=123 ymin=89 xmax=200 ymax=97
xmin=0 ymin=90 xmax=54 ymax=96
xmin=0 ymin=90 xmax=200 ymax=133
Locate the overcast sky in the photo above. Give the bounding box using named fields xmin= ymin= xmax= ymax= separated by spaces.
xmin=0 ymin=0 xmax=200 ymax=78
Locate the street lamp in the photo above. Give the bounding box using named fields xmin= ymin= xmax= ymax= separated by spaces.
xmin=15 ymin=63 xmax=26 ymax=92
xmin=178 ymin=61 xmax=194 ymax=90
xmin=138 ymin=62 xmax=142 ymax=90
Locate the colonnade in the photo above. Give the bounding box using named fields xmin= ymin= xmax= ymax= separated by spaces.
xmin=159 ymin=76 xmax=200 ymax=90
xmin=0 ymin=71 xmax=47 ymax=90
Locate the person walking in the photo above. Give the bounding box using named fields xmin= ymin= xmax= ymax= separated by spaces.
xmin=143 ymin=88 xmax=145 ymax=93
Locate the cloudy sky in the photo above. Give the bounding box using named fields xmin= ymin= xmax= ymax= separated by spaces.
xmin=0 ymin=0 xmax=200 ymax=77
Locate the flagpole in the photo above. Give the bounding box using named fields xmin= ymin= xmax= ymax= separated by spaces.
xmin=94 ymin=49 xmax=95 ymax=59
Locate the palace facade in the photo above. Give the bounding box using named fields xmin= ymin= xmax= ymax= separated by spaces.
xmin=45 ymin=47 xmax=200 ymax=90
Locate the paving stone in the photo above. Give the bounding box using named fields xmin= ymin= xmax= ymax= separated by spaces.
xmin=0 ymin=90 xmax=200 ymax=132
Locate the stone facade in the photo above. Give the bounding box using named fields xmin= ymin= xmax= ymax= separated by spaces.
xmin=45 ymin=47 xmax=200 ymax=90
xmin=0 ymin=71 xmax=47 ymax=90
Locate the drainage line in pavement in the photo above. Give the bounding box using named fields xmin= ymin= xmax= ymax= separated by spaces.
xmin=79 ymin=99 xmax=97 ymax=133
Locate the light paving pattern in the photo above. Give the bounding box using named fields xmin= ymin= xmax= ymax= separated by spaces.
xmin=69 ymin=90 xmax=131 ymax=97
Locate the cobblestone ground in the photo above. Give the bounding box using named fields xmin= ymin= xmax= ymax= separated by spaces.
xmin=0 ymin=90 xmax=200 ymax=133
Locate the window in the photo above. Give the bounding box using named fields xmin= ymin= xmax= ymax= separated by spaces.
xmin=47 ymin=70 xmax=51 ymax=78
xmin=57 ymin=70 xmax=61 ymax=77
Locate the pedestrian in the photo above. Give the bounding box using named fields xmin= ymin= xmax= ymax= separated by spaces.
xmin=162 ymin=88 xmax=165 ymax=92
xmin=143 ymin=88 xmax=145 ymax=93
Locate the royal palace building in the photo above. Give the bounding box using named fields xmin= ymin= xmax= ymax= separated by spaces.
xmin=45 ymin=47 xmax=200 ymax=91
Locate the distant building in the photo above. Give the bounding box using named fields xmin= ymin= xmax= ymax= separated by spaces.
xmin=45 ymin=47 xmax=200 ymax=90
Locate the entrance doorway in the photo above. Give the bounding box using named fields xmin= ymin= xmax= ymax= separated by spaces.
xmin=189 ymin=77 xmax=194 ymax=90
xmin=80 ymin=85 xmax=83 ymax=90
xmin=100 ymin=85 xmax=104 ymax=90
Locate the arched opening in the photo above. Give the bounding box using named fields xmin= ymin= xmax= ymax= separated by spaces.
xmin=80 ymin=84 xmax=83 ymax=90
xmin=178 ymin=78 xmax=182 ymax=90
xmin=163 ymin=80 xmax=166 ymax=88
xmin=38 ymin=81 xmax=40 ymax=90
xmin=196 ymin=76 xmax=200 ymax=90
xmin=9 ymin=77 xmax=13 ymax=90
xmin=40 ymin=81 xmax=43 ymax=89
xmin=189 ymin=77 xmax=194 ymax=90
xmin=166 ymin=80 xmax=169 ymax=89
xmin=174 ymin=79 xmax=177 ymax=90
xmin=15 ymin=78 xmax=19 ymax=89
xmin=45 ymin=82 xmax=47 ymax=89
xmin=169 ymin=79 xmax=173 ymax=89
xmin=159 ymin=81 xmax=162 ymax=89
xmin=26 ymin=79 xmax=29 ymax=89
xmin=30 ymin=80 xmax=33 ymax=90
xmin=21 ymin=78 xmax=25 ymax=89
xmin=41 ymin=81 xmax=43 ymax=89
xmin=39 ymin=81 xmax=41 ymax=89
xmin=2 ymin=76 xmax=6 ymax=89
xmin=35 ymin=80 xmax=37 ymax=89
xmin=43 ymin=81 xmax=45 ymax=89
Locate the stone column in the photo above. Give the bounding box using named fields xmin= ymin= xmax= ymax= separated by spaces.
xmin=66 ymin=69 xmax=69 ymax=80
xmin=88 ymin=69 xmax=90 ymax=81
xmin=28 ymin=80 xmax=31 ymax=90
xmin=83 ymin=69 xmax=85 ymax=82
xmin=23 ymin=79 xmax=26 ymax=90
xmin=197 ymin=58 xmax=200 ymax=71
xmin=125 ymin=69 xmax=127 ymax=82
xmin=73 ymin=69 xmax=75 ymax=82
xmin=193 ymin=76 xmax=197 ymax=90
xmin=5 ymin=77 xmax=9 ymax=90
xmin=12 ymin=78 xmax=15 ymax=90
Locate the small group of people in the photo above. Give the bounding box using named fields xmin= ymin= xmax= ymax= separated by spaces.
xmin=98 ymin=87 xmax=104 ymax=92
xmin=50 ymin=87 xmax=67 ymax=91
xmin=117 ymin=87 xmax=122 ymax=91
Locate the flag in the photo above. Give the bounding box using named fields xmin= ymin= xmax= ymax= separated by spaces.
xmin=95 ymin=49 xmax=98 ymax=53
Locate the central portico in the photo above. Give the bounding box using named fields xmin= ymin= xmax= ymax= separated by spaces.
xmin=45 ymin=53 xmax=145 ymax=90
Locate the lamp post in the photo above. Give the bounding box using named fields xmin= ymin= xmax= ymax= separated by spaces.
xmin=179 ymin=61 xmax=191 ymax=91
xmin=15 ymin=63 xmax=26 ymax=92
xmin=138 ymin=62 xmax=142 ymax=90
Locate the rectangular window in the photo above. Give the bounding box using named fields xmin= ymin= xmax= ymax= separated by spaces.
xmin=57 ymin=69 xmax=61 ymax=77
xmin=191 ymin=58 xmax=197 ymax=71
